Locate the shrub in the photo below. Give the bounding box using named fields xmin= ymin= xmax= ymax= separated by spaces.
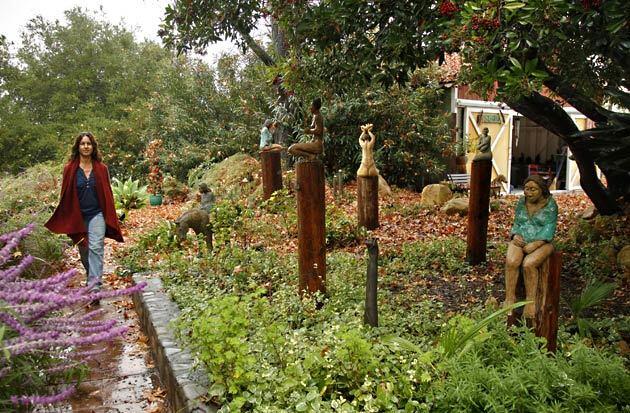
xmin=325 ymin=204 xmax=366 ymax=249
xmin=0 ymin=163 xmax=66 ymax=274
xmin=0 ymin=225 xmax=145 ymax=409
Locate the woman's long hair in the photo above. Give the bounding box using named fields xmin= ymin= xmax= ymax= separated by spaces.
xmin=524 ymin=174 xmax=551 ymax=198
xmin=70 ymin=132 xmax=102 ymax=162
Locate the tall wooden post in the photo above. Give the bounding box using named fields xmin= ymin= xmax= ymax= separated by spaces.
xmin=296 ymin=159 xmax=326 ymax=296
xmin=364 ymin=238 xmax=379 ymax=327
xmin=466 ymin=159 xmax=492 ymax=264
xmin=260 ymin=150 xmax=283 ymax=200
xmin=357 ymin=176 xmax=379 ymax=230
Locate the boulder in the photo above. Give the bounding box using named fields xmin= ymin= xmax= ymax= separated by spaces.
xmin=441 ymin=197 xmax=469 ymax=216
xmin=581 ymin=205 xmax=598 ymax=220
xmin=617 ymin=245 xmax=630 ymax=279
xmin=378 ymin=174 xmax=392 ymax=197
xmin=420 ymin=184 xmax=453 ymax=208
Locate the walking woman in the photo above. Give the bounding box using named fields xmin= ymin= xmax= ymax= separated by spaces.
xmin=46 ymin=132 xmax=123 ymax=301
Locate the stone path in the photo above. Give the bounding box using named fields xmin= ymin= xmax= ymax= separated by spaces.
xmin=59 ymin=241 xmax=168 ymax=413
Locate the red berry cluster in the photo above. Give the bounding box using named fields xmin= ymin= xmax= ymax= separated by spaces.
xmin=581 ymin=0 xmax=601 ymax=10
xmin=471 ymin=14 xmax=500 ymax=30
xmin=438 ymin=1 xmax=459 ymax=17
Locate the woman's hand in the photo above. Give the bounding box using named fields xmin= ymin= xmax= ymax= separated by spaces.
xmin=523 ymin=240 xmax=545 ymax=254
xmin=512 ymin=234 xmax=526 ymax=248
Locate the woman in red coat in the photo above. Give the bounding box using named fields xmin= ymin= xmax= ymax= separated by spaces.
xmin=46 ymin=132 xmax=123 ymax=302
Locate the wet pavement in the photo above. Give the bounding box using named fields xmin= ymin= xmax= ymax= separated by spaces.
xmin=57 ymin=241 xmax=168 ymax=413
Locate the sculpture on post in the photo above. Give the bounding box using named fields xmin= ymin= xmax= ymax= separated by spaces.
xmin=260 ymin=119 xmax=282 ymax=152
xmin=288 ymin=97 xmax=324 ymax=160
xmin=357 ymin=123 xmax=378 ymax=177
xmin=504 ymin=175 xmax=558 ymax=322
xmin=473 ymin=127 xmax=493 ymax=161
xmin=356 ymin=123 xmax=380 ymax=229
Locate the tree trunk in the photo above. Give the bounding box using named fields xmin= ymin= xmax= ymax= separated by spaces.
xmin=507 ymin=92 xmax=618 ymax=214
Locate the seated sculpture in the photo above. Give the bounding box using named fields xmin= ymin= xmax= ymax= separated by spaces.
xmin=288 ymin=97 xmax=323 ymax=160
xmin=259 ymin=119 xmax=283 ymax=152
xmin=473 ymin=127 xmax=492 ymax=161
xmin=198 ymin=183 xmax=215 ymax=213
xmin=504 ymin=175 xmax=557 ymax=321
xmin=357 ymin=123 xmax=379 ymax=177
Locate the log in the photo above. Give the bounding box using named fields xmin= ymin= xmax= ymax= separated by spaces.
xmin=260 ymin=150 xmax=283 ymax=200
xmin=357 ymin=175 xmax=379 ymax=230
xmin=364 ymin=238 xmax=379 ymax=327
xmin=466 ymin=159 xmax=492 ymax=265
xmin=296 ymin=160 xmax=326 ymax=296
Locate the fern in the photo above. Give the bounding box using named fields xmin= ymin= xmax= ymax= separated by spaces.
xmin=569 ymin=278 xmax=616 ymax=337
xmin=440 ymin=302 xmax=527 ymax=358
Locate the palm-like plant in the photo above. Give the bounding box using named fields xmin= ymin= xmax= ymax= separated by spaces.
xmin=111 ymin=177 xmax=148 ymax=213
xmin=568 ymin=278 xmax=617 ymax=337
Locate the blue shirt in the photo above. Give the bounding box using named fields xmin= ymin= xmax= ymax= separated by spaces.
xmin=259 ymin=126 xmax=273 ymax=149
xmin=510 ymin=196 xmax=558 ymax=243
xmin=76 ymin=168 xmax=102 ymax=219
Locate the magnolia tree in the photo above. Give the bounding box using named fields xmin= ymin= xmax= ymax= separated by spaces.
xmin=270 ymin=0 xmax=628 ymax=213
xmin=0 ymin=224 xmax=145 ymax=409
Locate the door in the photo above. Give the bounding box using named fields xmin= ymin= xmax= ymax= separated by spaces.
xmin=566 ymin=116 xmax=586 ymax=191
xmin=465 ymin=107 xmax=513 ymax=193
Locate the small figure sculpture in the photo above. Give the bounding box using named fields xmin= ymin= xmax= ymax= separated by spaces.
xmin=474 ymin=127 xmax=492 ymax=161
xmin=288 ymin=97 xmax=324 ymax=160
xmin=504 ymin=175 xmax=557 ymax=321
xmin=174 ymin=208 xmax=213 ymax=249
xmin=357 ymin=123 xmax=378 ymax=177
xmin=259 ymin=119 xmax=283 ymax=152
xmin=198 ymin=183 xmax=215 ymax=213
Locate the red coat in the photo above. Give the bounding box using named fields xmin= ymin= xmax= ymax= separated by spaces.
xmin=45 ymin=159 xmax=124 ymax=246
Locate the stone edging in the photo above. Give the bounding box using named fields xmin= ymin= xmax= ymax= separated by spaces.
xmin=132 ymin=273 xmax=219 ymax=413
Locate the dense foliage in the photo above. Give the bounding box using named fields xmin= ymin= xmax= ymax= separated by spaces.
xmin=323 ymin=77 xmax=450 ymax=189
xmin=0 ymin=8 xmax=274 ymax=181
xmin=120 ymin=207 xmax=630 ymax=412
xmin=266 ymin=0 xmax=630 ymax=212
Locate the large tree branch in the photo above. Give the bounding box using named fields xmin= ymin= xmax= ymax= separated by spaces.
xmin=543 ymin=75 xmax=608 ymax=124
xmin=507 ymin=92 xmax=618 ymax=214
xmin=239 ymin=30 xmax=275 ymax=67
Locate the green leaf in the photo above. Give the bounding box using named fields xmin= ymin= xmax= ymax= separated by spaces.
xmin=509 ymin=57 xmax=523 ymax=70
xmin=504 ymin=2 xmax=526 ymax=10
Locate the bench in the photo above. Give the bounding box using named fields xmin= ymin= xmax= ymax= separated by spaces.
xmin=447 ymin=173 xmax=505 ymax=196
xmin=447 ymin=173 xmax=471 ymax=193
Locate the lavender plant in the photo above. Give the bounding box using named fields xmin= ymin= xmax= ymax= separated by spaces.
xmin=0 ymin=224 xmax=146 ymax=409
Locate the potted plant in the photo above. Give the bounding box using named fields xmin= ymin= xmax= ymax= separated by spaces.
xmin=145 ymin=139 xmax=164 ymax=206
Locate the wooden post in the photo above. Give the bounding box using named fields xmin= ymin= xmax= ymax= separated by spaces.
xmin=364 ymin=238 xmax=379 ymax=327
xmin=536 ymin=252 xmax=561 ymax=352
xmin=357 ymin=175 xmax=379 ymax=230
xmin=506 ymin=251 xmax=561 ymax=353
xmin=296 ymin=159 xmax=326 ymax=296
xmin=466 ymin=159 xmax=492 ymax=265
xmin=260 ymin=150 xmax=283 ymax=200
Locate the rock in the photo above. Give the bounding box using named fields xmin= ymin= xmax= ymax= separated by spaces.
xmin=420 ymin=184 xmax=453 ymax=208
xmin=581 ymin=205 xmax=598 ymax=220
xmin=484 ymin=296 xmax=499 ymax=310
xmin=617 ymin=245 xmax=630 ymax=279
xmin=618 ymin=339 xmax=630 ymax=356
xmin=378 ymin=174 xmax=392 ymax=197
xmin=441 ymin=197 xmax=469 ymax=216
